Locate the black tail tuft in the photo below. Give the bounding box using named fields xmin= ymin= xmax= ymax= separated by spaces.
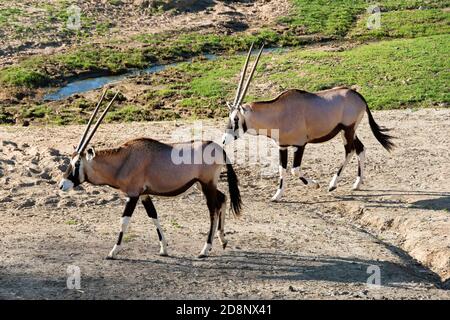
xmin=224 ymin=152 xmax=242 ymax=217
xmin=354 ymin=90 xmax=395 ymax=152
xmin=366 ymin=105 xmax=395 ymax=151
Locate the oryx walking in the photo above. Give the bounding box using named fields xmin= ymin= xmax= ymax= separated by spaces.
xmin=59 ymin=91 xmax=242 ymax=259
xmin=222 ymin=44 xmax=394 ymax=202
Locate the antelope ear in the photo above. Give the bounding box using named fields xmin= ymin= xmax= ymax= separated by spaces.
xmin=86 ymin=147 xmax=96 ymax=161
xmin=239 ymin=104 xmax=249 ymax=114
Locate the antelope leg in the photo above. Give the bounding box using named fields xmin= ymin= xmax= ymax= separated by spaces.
xmin=271 ymin=147 xmax=288 ymax=202
xmin=141 ymin=195 xmax=168 ymax=256
xmin=107 ymin=197 xmax=138 ymax=259
xmin=291 ymin=145 xmax=319 ymax=189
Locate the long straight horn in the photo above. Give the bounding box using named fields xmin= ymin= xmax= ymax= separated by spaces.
xmin=76 ymin=90 xmax=107 ymax=153
xmin=236 ymin=44 xmax=264 ymax=107
xmin=232 ymin=42 xmax=254 ymax=108
xmin=78 ymin=91 xmax=119 ymax=154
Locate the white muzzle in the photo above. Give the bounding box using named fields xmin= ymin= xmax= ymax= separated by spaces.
xmin=59 ymin=179 xmax=74 ymax=192
xmin=222 ymin=132 xmax=235 ymax=145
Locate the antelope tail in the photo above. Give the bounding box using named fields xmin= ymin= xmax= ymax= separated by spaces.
xmin=365 ymin=105 xmax=395 ymax=152
xmin=354 ymin=90 xmax=395 ymax=151
xmin=224 ymin=152 xmax=242 ymax=217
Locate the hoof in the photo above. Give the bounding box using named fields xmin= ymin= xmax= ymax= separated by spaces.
xmin=198 ymin=254 xmax=208 ymax=259
xmin=271 ymin=195 xmax=282 ymax=202
xmin=222 ymin=241 xmax=228 ymax=250
xmin=105 ymin=255 xmax=115 ymax=260
xmin=328 ymin=186 xmax=337 ymax=192
xmin=159 ymin=252 xmax=169 ymax=257
xmin=352 ymin=181 xmax=363 ymax=191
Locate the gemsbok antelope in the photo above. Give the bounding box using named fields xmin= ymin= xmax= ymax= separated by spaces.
xmin=222 ymin=44 xmax=394 ymax=202
xmin=59 ymin=91 xmax=242 ymax=259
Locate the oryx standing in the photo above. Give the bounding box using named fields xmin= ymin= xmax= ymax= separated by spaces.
xmin=59 ymin=91 xmax=242 ymax=259
xmin=222 ymin=44 xmax=394 ymax=202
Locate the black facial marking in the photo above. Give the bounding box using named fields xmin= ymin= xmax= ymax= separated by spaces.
xmin=242 ymin=119 xmax=247 ymax=133
xmin=65 ymin=158 xmax=81 ymax=187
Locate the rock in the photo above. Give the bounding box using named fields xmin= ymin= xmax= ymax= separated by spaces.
xmin=0 ymin=196 xmax=13 ymax=203
xmin=18 ymin=199 xmax=36 ymax=209
xmin=40 ymin=172 xmax=52 ymax=180
xmin=48 ymin=148 xmax=61 ymax=157
xmin=2 ymin=140 xmax=18 ymax=148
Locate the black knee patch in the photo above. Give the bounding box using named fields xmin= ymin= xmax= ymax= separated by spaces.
xmin=156 ymin=229 xmax=163 ymax=241
xmin=117 ymin=231 xmax=124 ymax=245
xmin=355 ymin=137 xmax=365 ymax=154
xmin=293 ymin=145 xmax=305 ymax=168
xmin=279 ymin=148 xmax=288 ymax=169
xmin=123 ymin=197 xmax=138 ymax=217
xmin=344 ymin=143 xmax=355 ymax=154
xmin=216 ymin=191 xmax=226 ymax=210
xmin=142 ymin=197 xmax=158 ymax=219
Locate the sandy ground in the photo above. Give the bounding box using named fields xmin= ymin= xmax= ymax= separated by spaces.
xmin=0 ymin=108 xmax=449 ymax=299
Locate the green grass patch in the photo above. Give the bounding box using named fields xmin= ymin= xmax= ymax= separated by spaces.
xmin=136 ymin=29 xmax=307 ymax=60
xmin=0 ymin=28 xmax=302 ymax=88
xmin=350 ymin=9 xmax=450 ymax=39
xmin=170 ymin=219 xmax=182 ymax=229
xmin=65 ymin=219 xmax=78 ymax=225
xmin=123 ymin=233 xmax=137 ymax=243
xmin=0 ymin=46 xmax=146 ymax=87
xmin=0 ymin=7 xmax=23 ymax=26
xmin=154 ymin=35 xmax=449 ymax=112
xmin=0 ymin=66 xmax=50 ymax=87
xmin=267 ymin=35 xmax=450 ymax=109
xmin=280 ymin=0 xmax=365 ymax=36
xmin=20 ymin=105 xmax=52 ymax=119
xmin=280 ymin=0 xmax=450 ymax=36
